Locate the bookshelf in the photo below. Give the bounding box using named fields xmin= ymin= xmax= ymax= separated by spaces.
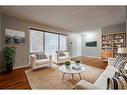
xmin=102 ymin=32 xmax=126 ymax=57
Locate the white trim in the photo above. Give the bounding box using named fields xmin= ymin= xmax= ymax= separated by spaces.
xmin=71 ymin=55 xmax=101 ymax=59
xmin=83 ymin=56 xmax=101 ymax=59
xmin=70 ymin=56 xmax=82 ymax=58
xmin=13 ymin=64 xmax=30 ymax=70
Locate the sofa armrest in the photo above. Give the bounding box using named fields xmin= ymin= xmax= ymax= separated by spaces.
xmin=108 ymin=58 xmax=116 ymax=66
xmin=74 ymin=80 xmax=100 ymax=89
xmin=52 ymin=53 xmax=58 ymax=63
xmin=30 ymin=54 xmax=36 ymax=68
xmin=49 ymin=55 xmax=52 ymax=67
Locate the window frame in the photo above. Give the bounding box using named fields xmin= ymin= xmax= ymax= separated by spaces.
xmin=29 ymin=28 xmax=67 ymax=53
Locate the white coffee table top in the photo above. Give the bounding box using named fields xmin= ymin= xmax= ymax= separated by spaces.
xmin=59 ymin=63 xmax=85 ymax=74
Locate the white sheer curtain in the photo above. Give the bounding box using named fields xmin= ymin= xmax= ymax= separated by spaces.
xmin=30 ymin=29 xmax=43 ymax=53
xmin=45 ymin=32 xmax=58 ymax=54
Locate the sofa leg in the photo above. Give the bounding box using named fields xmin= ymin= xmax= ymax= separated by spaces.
xmin=50 ymin=63 xmax=51 ymax=68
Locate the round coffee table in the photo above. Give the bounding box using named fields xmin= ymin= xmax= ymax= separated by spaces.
xmin=59 ymin=63 xmax=85 ymax=80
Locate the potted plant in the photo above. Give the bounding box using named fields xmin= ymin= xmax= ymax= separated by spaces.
xmin=3 ymin=47 xmax=16 ymax=72
xmin=64 ymin=61 xmax=70 ymax=69
xmin=75 ymin=59 xmax=80 ymax=66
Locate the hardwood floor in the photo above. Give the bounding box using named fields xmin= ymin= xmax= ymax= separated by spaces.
xmin=0 ymin=67 xmax=31 ymax=89
xmin=71 ymin=56 xmax=107 ymax=69
xmin=0 ymin=56 xmax=107 ymax=89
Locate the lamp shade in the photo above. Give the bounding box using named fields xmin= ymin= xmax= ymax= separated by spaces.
xmin=117 ymin=48 xmax=127 ymax=54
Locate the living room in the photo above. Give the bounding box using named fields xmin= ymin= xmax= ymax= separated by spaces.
xmin=0 ymin=6 xmax=127 ymax=90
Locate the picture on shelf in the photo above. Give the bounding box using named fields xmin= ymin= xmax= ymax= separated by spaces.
xmin=86 ymin=41 xmax=97 ymax=47
xmin=5 ymin=29 xmax=25 ymax=44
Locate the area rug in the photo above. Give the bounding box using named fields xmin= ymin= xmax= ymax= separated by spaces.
xmin=25 ymin=64 xmax=104 ymax=89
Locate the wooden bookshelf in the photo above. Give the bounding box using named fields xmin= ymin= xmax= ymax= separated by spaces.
xmin=102 ymin=32 xmax=126 ymax=58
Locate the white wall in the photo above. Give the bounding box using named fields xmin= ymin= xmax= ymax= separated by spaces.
xmin=81 ymin=29 xmax=102 ymax=58
xmin=67 ymin=33 xmax=82 ymax=57
xmin=126 ymin=7 xmax=127 ymax=46
xmin=126 ymin=20 xmax=127 ymax=46
xmin=1 ymin=15 xmax=69 ymax=72
xmin=0 ymin=8 xmax=1 ymax=72
xmin=0 ymin=9 xmax=1 ymax=50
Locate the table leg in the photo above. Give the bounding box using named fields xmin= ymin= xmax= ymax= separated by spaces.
xmin=79 ymin=73 xmax=82 ymax=80
xmin=62 ymin=73 xmax=65 ymax=79
xmin=72 ymin=74 xmax=74 ymax=79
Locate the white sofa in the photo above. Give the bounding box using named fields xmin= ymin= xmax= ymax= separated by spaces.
xmin=74 ymin=58 xmax=121 ymax=89
xmin=30 ymin=53 xmax=52 ymax=70
xmin=53 ymin=51 xmax=70 ymax=64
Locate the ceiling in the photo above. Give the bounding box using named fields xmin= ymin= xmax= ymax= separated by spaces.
xmin=1 ymin=6 xmax=126 ymax=32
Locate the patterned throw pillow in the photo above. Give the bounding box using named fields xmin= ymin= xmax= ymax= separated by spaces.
xmin=107 ymin=75 xmax=127 ymax=89
xmin=114 ymin=57 xmax=127 ymax=70
xmin=59 ymin=52 xmax=65 ymax=57
xmin=119 ymin=69 xmax=127 ymax=75
xmin=115 ymin=69 xmax=127 ymax=77
xmin=35 ymin=52 xmax=47 ymax=60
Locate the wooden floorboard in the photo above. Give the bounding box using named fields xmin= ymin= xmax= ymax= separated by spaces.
xmin=0 ymin=56 xmax=107 ymax=89
xmin=0 ymin=67 xmax=31 ymax=89
xmin=71 ymin=56 xmax=107 ymax=69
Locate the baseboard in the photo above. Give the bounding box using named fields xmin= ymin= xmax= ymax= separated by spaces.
xmin=71 ymin=55 xmax=101 ymax=59
xmin=13 ymin=64 xmax=30 ymax=70
xmin=0 ymin=68 xmax=6 ymax=73
xmin=83 ymin=56 xmax=101 ymax=59
xmin=0 ymin=65 xmax=30 ymax=73
xmin=71 ymin=56 xmax=82 ymax=58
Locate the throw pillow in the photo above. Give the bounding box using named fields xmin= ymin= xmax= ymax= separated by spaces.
xmin=119 ymin=69 xmax=127 ymax=75
xmin=107 ymin=75 xmax=127 ymax=89
xmin=35 ymin=52 xmax=47 ymax=60
xmin=114 ymin=57 xmax=127 ymax=70
xmin=59 ymin=52 xmax=65 ymax=57
xmin=115 ymin=69 xmax=127 ymax=77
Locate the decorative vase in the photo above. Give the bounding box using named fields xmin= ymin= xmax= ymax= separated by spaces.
xmin=65 ymin=65 xmax=70 ymax=69
xmin=76 ymin=63 xmax=80 ymax=66
xmin=7 ymin=63 xmax=13 ymax=72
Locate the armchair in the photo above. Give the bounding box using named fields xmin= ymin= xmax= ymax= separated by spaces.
xmin=53 ymin=51 xmax=70 ymax=64
xmin=30 ymin=52 xmax=52 ymax=70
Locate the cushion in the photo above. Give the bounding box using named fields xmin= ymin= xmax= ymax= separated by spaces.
xmin=59 ymin=56 xmax=68 ymax=61
xmin=119 ymin=69 xmax=127 ymax=75
xmin=107 ymin=75 xmax=127 ymax=89
xmin=100 ymin=66 xmax=118 ymax=78
xmin=59 ymin=52 xmax=65 ymax=57
xmin=35 ymin=52 xmax=47 ymax=60
xmin=94 ymin=76 xmax=108 ymax=89
xmin=115 ymin=69 xmax=127 ymax=77
xmin=114 ymin=57 xmax=127 ymax=70
xmin=95 ymin=66 xmax=118 ymax=89
xmin=74 ymin=80 xmax=100 ymax=89
xmin=36 ymin=59 xmax=50 ymax=66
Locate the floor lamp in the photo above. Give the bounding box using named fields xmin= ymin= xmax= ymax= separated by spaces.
xmin=117 ymin=48 xmax=127 ymax=57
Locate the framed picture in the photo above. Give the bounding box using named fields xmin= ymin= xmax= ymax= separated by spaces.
xmin=5 ymin=29 xmax=25 ymax=44
xmin=86 ymin=41 xmax=97 ymax=47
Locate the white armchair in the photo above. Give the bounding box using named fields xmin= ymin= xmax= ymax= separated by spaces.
xmin=30 ymin=52 xmax=52 ymax=70
xmin=53 ymin=51 xmax=70 ymax=64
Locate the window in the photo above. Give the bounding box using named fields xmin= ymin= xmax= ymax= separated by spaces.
xmin=45 ymin=32 xmax=58 ymax=54
xmin=30 ymin=29 xmax=43 ymax=52
xmin=60 ymin=35 xmax=67 ymax=51
xmin=29 ymin=28 xmax=67 ymax=54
